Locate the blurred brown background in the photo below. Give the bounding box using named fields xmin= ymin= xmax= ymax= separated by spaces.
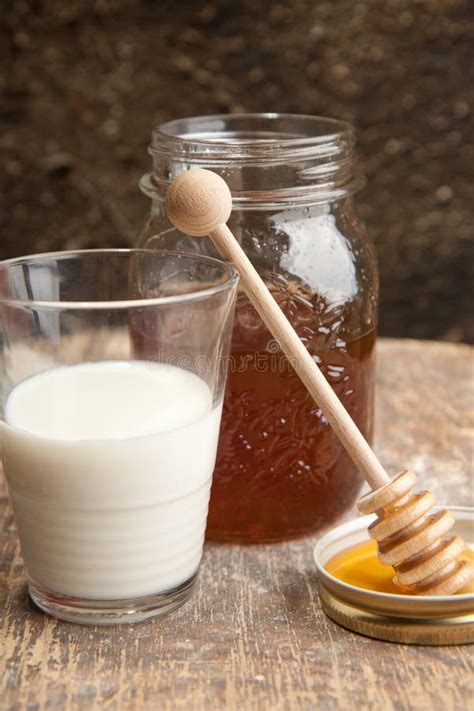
xmin=1 ymin=0 xmax=473 ymax=342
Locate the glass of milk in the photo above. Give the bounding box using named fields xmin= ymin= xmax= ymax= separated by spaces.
xmin=0 ymin=249 xmax=238 ymax=624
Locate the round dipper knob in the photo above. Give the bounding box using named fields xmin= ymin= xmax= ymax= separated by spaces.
xmin=165 ymin=169 xmax=232 ymax=236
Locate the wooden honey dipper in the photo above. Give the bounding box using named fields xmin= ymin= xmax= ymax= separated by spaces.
xmin=165 ymin=168 xmax=474 ymax=596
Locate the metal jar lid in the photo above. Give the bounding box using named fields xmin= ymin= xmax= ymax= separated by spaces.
xmin=314 ymin=507 xmax=474 ymax=646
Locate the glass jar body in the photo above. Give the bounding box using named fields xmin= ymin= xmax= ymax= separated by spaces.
xmin=138 ymin=115 xmax=378 ymax=542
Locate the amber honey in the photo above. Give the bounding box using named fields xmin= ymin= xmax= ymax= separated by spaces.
xmin=206 ymin=281 xmax=376 ymax=542
xmin=326 ymin=540 xmax=474 ymax=595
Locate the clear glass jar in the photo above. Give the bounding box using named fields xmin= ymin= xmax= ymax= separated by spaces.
xmin=138 ymin=114 xmax=378 ymax=543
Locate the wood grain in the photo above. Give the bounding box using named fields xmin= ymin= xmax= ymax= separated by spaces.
xmin=1 ymin=339 xmax=473 ymax=711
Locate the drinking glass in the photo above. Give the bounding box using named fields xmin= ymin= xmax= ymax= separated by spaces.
xmin=0 ymin=249 xmax=238 ymax=624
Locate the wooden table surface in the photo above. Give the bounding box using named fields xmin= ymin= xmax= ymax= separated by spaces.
xmin=1 ymin=338 xmax=473 ymax=711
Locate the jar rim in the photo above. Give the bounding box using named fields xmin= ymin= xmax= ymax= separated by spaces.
xmin=145 ymin=113 xmax=362 ymax=206
xmin=152 ymin=113 xmax=354 ymax=156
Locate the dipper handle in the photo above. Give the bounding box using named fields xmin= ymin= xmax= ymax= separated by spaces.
xmin=165 ymin=168 xmax=389 ymax=491
xmin=210 ymin=221 xmax=389 ymax=490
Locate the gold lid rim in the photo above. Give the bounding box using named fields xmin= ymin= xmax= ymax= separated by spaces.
xmin=319 ymin=584 xmax=474 ymax=646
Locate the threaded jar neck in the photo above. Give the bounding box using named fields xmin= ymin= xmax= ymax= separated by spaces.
xmin=140 ymin=113 xmax=362 ymax=208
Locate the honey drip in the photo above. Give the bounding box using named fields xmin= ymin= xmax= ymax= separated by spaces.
xmin=326 ymin=540 xmax=474 ymax=596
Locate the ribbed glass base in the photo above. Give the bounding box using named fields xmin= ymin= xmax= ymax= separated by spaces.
xmin=28 ymin=573 xmax=198 ymax=625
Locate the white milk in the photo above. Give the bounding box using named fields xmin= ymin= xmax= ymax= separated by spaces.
xmin=1 ymin=361 xmax=222 ymax=600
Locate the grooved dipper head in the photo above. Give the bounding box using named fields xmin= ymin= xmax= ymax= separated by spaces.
xmin=165 ymin=169 xmax=232 ymax=236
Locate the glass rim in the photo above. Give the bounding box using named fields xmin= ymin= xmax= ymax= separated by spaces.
xmin=0 ymin=248 xmax=240 ymax=310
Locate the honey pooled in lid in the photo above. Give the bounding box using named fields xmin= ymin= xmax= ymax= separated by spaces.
xmin=314 ymin=508 xmax=474 ymax=645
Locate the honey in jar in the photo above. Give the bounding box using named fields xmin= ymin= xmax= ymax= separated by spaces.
xmin=206 ymin=279 xmax=376 ymax=542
